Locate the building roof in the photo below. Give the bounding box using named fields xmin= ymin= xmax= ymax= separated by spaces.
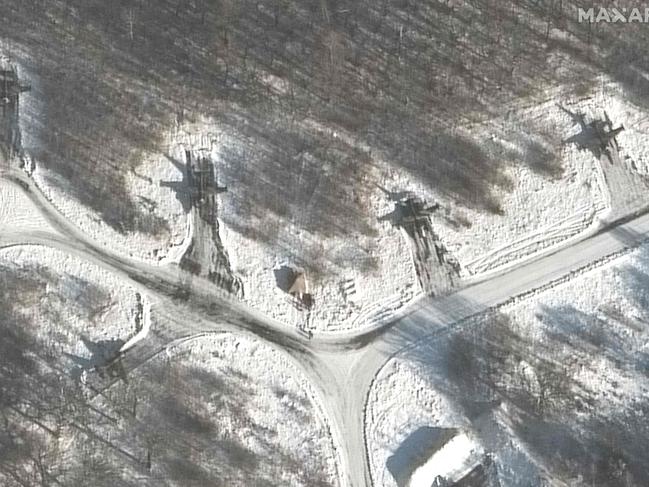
xmin=288 ymin=272 xmax=307 ymax=295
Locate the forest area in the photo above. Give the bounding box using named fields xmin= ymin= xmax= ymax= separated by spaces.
xmin=1 ymin=0 xmax=647 ymax=242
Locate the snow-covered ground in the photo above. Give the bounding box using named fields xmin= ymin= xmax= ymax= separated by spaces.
xmin=178 ymin=104 xmax=601 ymax=333
xmin=0 ymin=244 xmax=142 ymax=375
xmin=581 ymin=82 xmax=649 ymax=220
xmin=501 ymin=240 xmax=649 ymax=420
xmin=391 ymin=98 xmax=608 ymax=278
xmin=1 ymin=48 xmax=187 ymax=264
xmin=366 ymin=240 xmax=649 ymax=486
xmin=158 ymin=117 xmax=418 ymax=333
xmin=10 ymin=54 xmax=649 ymax=336
xmin=160 ymin=82 xmax=649 ymax=334
xmin=366 ymin=360 xmax=471 ymax=487
xmin=220 ymin=188 xmax=419 ymax=333
xmin=366 ymin=354 xmax=546 ymax=486
xmin=31 ymin=149 xmax=190 ymax=264
xmin=0 ymin=178 xmax=54 ymax=234
xmin=0 ymin=245 xmax=341 ymax=485
xmin=219 ymin=81 xmax=649 ymax=332
xmin=82 ymin=332 xmax=342 ymax=486
xmin=155 ymin=333 xmax=340 ymax=484
xmin=372 ymin=82 xmax=649 ymax=280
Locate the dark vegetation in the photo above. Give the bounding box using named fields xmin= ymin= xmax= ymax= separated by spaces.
xmin=0 ymin=263 xmax=333 ymax=486
xmin=0 ymin=264 xmax=91 ymax=486
xmin=2 ymin=1 xmax=649 ymax=256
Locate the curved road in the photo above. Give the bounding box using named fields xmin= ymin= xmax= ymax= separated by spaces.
xmin=2 ymin=168 xmax=649 ymax=487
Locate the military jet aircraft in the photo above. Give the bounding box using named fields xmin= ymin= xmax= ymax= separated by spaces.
xmin=0 ymin=57 xmax=30 ymax=159
xmin=590 ymin=111 xmax=624 ymax=157
xmin=559 ymin=105 xmax=624 ymax=163
xmin=160 ymin=150 xmax=227 ymax=210
xmin=0 ymin=58 xmax=30 ymax=105
xmin=65 ymin=336 xmax=129 ymax=383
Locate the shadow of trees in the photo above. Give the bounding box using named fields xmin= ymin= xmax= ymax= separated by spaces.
xmin=0 ymin=263 xmax=98 ymax=486
xmin=1 ymin=1 xmax=646 ymax=246
xmin=0 ymin=260 xmax=335 ymax=486
xmin=90 ymin=354 xmax=336 ymax=486
xmin=401 ymin=298 xmax=649 ymax=485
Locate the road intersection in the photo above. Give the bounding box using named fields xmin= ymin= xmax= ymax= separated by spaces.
xmin=1 ymin=168 xmax=648 ymax=487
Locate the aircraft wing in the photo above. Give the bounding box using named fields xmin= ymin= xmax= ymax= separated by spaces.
xmin=164 ymin=154 xmax=186 ymax=174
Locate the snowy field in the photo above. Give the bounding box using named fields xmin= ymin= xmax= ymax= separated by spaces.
xmin=366 ymin=241 xmax=649 ymax=486
xmin=16 ymin=57 xmax=189 ymax=264
xmin=0 ymin=244 xmax=147 ymax=487
xmin=31 ymin=150 xmax=189 ymax=264
xmin=161 ymin=117 xmax=420 ymax=333
xmin=0 ymin=244 xmax=141 ymax=363
xmin=83 ymin=332 xmax=342 ymax=486
xmin=0 ymin=178 xmax=54 ymax=234
xmin=8 ymin=52 xmax=188 ymax=264
xmin=581 ymin=82 xmax=649 ymax=220
xmin=366 ymin=360 xmax=476 ymax=487
xmin=366 ymin=353 xmax=545 ymax=487
xmin=393 ymin=84 xmax=649 ymax=278
xmin=216 ymin=81 xmax=649 ymax=332
xmin=220 ymin=183 xmax=419 ymax=333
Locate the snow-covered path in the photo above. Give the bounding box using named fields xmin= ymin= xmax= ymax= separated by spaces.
xmin=0 ymin=176 xmax=56 ymax=234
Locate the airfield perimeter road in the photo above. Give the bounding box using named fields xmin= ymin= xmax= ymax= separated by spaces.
xmin=2 ymin=168 xmax=649 ymax=487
